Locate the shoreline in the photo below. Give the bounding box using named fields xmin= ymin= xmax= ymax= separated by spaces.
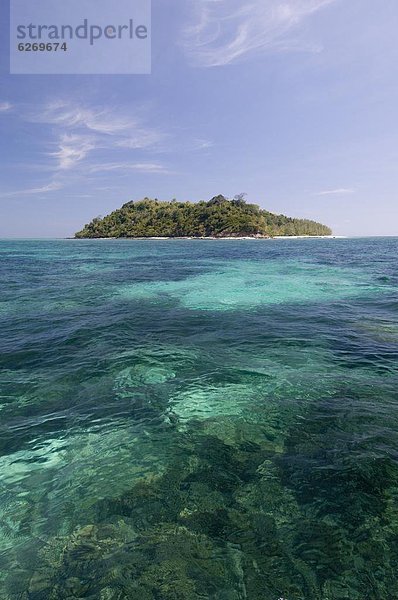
xmin=72 ymin=235 xmax=346 ymax=241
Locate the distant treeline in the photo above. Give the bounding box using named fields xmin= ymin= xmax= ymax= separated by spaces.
xmin=75 ymin=195 xmax=332 ymax=238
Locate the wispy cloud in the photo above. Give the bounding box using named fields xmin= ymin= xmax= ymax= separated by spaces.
xmin=32 ymin=101 xmax=138 ymax=134
xmin=50 ymin=134 xmax=96 ymax=170
xmin=27 ymin=100 xmax=166 ymax=172
xmin=88 ymin=162 xmax=172 ymax=174
xmin=3 ymin=99 xmax=208 ymax=199
xmin=192 ymin=138 xmax=214 ymax=150
xmin=181 ymin=0 xmax=335 ymax=67
xmin=116 ymin=132 xmax=166 ymax=150
xmin=0 ymin=180 xmax=62 ymax=198
xmin=0 ymin=102 xmax=13 ymax=112
xmin=315 ymin=188 xmax=356 ymax=196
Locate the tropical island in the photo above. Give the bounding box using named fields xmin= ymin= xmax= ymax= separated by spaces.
xmin=75 ymin=195 xmax=332 ymax=238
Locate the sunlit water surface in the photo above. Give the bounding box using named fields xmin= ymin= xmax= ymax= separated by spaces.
xmin=0 ymin=238 xmax=397 ymax=599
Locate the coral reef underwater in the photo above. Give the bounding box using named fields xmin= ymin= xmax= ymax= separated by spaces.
xmin=13 ymin=405 xmax=398 ymax=600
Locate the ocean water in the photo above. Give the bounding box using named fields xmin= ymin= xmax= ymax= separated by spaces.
xmin=0 ymin=237 xmax=397 ymax=599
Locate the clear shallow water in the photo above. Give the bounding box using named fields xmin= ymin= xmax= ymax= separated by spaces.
xmin=0 ymin=238 xmax=397 ymax=599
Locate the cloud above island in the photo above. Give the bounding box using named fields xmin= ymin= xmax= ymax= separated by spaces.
xmin=181 ymin=0 xmax=336 ymax=67
xmin=0 ymin=100 xmax=184 ymax=196
xmin=0 ymin=95 xmax=217 ymax=200
xmin=27 ymin=101 xmax=166 ymax=172
xmin=88 ymin=162 xmax=172 ymax=174
xmin=0 ymin=180 xmax=62 ymax=198
xmin=315 ymin=188 xmax=356 ymax=196
xmin=0 ymin=102 xmax=13 ymax=112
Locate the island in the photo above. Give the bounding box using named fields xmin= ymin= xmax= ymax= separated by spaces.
xmin=75 ymin=195 xmax=332 ymax=239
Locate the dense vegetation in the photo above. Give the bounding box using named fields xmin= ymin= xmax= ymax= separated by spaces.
xmin=75 ymin=195 xmax=332 ymax=238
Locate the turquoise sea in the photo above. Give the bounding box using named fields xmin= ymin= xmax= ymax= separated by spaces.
xmin=0 ymin=237 xmax=397 ymax=599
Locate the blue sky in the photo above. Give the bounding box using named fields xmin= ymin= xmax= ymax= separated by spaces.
xmin=0 ymin=0 xmax=398 ymax=237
